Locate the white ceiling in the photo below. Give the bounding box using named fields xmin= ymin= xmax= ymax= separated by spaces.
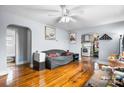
xmin=1 ymin=5 xmax=124 ymax=31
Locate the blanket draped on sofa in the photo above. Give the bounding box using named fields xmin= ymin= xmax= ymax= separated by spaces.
xmin=43 ymin=49 xmax=73 ymax=69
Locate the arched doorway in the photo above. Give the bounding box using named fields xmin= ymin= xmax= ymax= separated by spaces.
xmin=6 ymin=24 xmax=32 ymax=66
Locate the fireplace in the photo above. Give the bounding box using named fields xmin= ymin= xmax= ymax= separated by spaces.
xmin=82 ymin=46 xmax=91 ymax=56
xmin=83 ymin=48 xmax=88 ymax=52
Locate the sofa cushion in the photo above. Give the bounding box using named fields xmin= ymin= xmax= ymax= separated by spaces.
xmin=43 ymin=49 xmax=66 ymax=55
xmin=48 ymin=53 xmax=58 ymax=58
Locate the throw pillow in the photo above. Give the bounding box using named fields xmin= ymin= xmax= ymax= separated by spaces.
xmin=48 ymin=53 xmax=58 ymax=57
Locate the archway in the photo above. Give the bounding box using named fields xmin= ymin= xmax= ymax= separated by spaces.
xmin=6 ymin=24 xmax=32 ymax=66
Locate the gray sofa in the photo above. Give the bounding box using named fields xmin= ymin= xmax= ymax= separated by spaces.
xmin=43 ymin=49 xmax=73 ymax=69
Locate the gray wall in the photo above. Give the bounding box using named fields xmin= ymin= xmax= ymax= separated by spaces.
xmin=16 ymin=26 xmax=28 ymax=64
xmin=6 ymin=27 xmax=16 ymax=57
xmin=0 ymin=25 xmax=7 ymax=73
xmin=7 ymin=25 xmax=30 ymax=65
xmin=0 ymin=11 xmax=69 ymax=75
xmin=27 ymin=29 xmax=32 ymax=63
xmin=99 ymin=33 xmax=120 ymax=61
xmin=69 ymin=21 xmax=124 ymax=62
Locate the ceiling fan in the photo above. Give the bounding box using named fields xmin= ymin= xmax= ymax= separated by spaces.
xmin=46 ymin=5 xmax=84 ymax=23
xmin=23 ymin=5 xmax=84 ymax=23
xmin=58 ymin=5 xmax=77 ymax=23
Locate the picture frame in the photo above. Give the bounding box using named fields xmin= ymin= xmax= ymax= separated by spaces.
xmin=45 ymin=25 xmax=56 ymax=40
xmin=69 ymin=32 xmax=76 ymax=44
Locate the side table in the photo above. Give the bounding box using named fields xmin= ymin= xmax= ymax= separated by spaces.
xmin=33 ymin=52 xmax=46 ymax=70
xmin=73 ymin=53 xmax=79 ymax=61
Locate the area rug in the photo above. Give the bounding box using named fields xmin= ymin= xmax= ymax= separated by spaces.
xmin=84 ymin=70 xmax=111 ymax=87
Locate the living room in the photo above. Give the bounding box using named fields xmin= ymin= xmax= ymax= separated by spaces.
xmin=0 ymin=4 xmax=124 ymax=88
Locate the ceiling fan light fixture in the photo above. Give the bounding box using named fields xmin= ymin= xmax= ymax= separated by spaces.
xmin=59 ymin=16 xmax=71 ymax=23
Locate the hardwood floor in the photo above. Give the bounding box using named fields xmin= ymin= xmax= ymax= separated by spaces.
xmin=0 ymin=57 xmax=94 ymax=87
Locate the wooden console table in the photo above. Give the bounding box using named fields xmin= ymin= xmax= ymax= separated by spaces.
xmin=109 ymin=59 xmax=124 ymax=67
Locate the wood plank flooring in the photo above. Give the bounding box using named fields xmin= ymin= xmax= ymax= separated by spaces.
xmin=0 ymin=57 xmax=94 ymax=87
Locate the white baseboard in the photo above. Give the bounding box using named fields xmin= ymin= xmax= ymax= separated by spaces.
xmin=0 ymin=68 xmax=10 ymax=76
xmin=30 ymin=63 xmax=33 ymax=68
xmin=16 ymin=61 xmax=30 ymax=65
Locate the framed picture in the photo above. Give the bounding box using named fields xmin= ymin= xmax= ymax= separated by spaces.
xmin=69 ymin=32 xmax=76 ymax=44
xmin=45 ymin=25 xmax=56 ymax=40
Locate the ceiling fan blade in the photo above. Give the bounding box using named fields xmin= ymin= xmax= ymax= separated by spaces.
xmin=19 ymin=6 xmax=61 ymax=17
xmin=30 ymin=9 xmax=60 ymax=13
xmin=71 ymin=15 xmax=84 ymax=22
xmin=70 ymin=5 xmax=94 ymax=11
xmin=47 ymin=11 xmax=61 ymax=16
xmin=70 ymin=5 xmax=96 ymax=14
xmin=28 ymin=9 xmax=61 ymax=16
xmin=53 ymin=16 xmax=62 ymax=24
xmin=70 ymin=13 xmax=84 ymax=19
xmin=22 ymin=5 xmax=60 ymax=12
xmin=70 ymin=17 xmax=77 ymax=22
xmin=70 ymin=5 xmax=83 ymax=11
